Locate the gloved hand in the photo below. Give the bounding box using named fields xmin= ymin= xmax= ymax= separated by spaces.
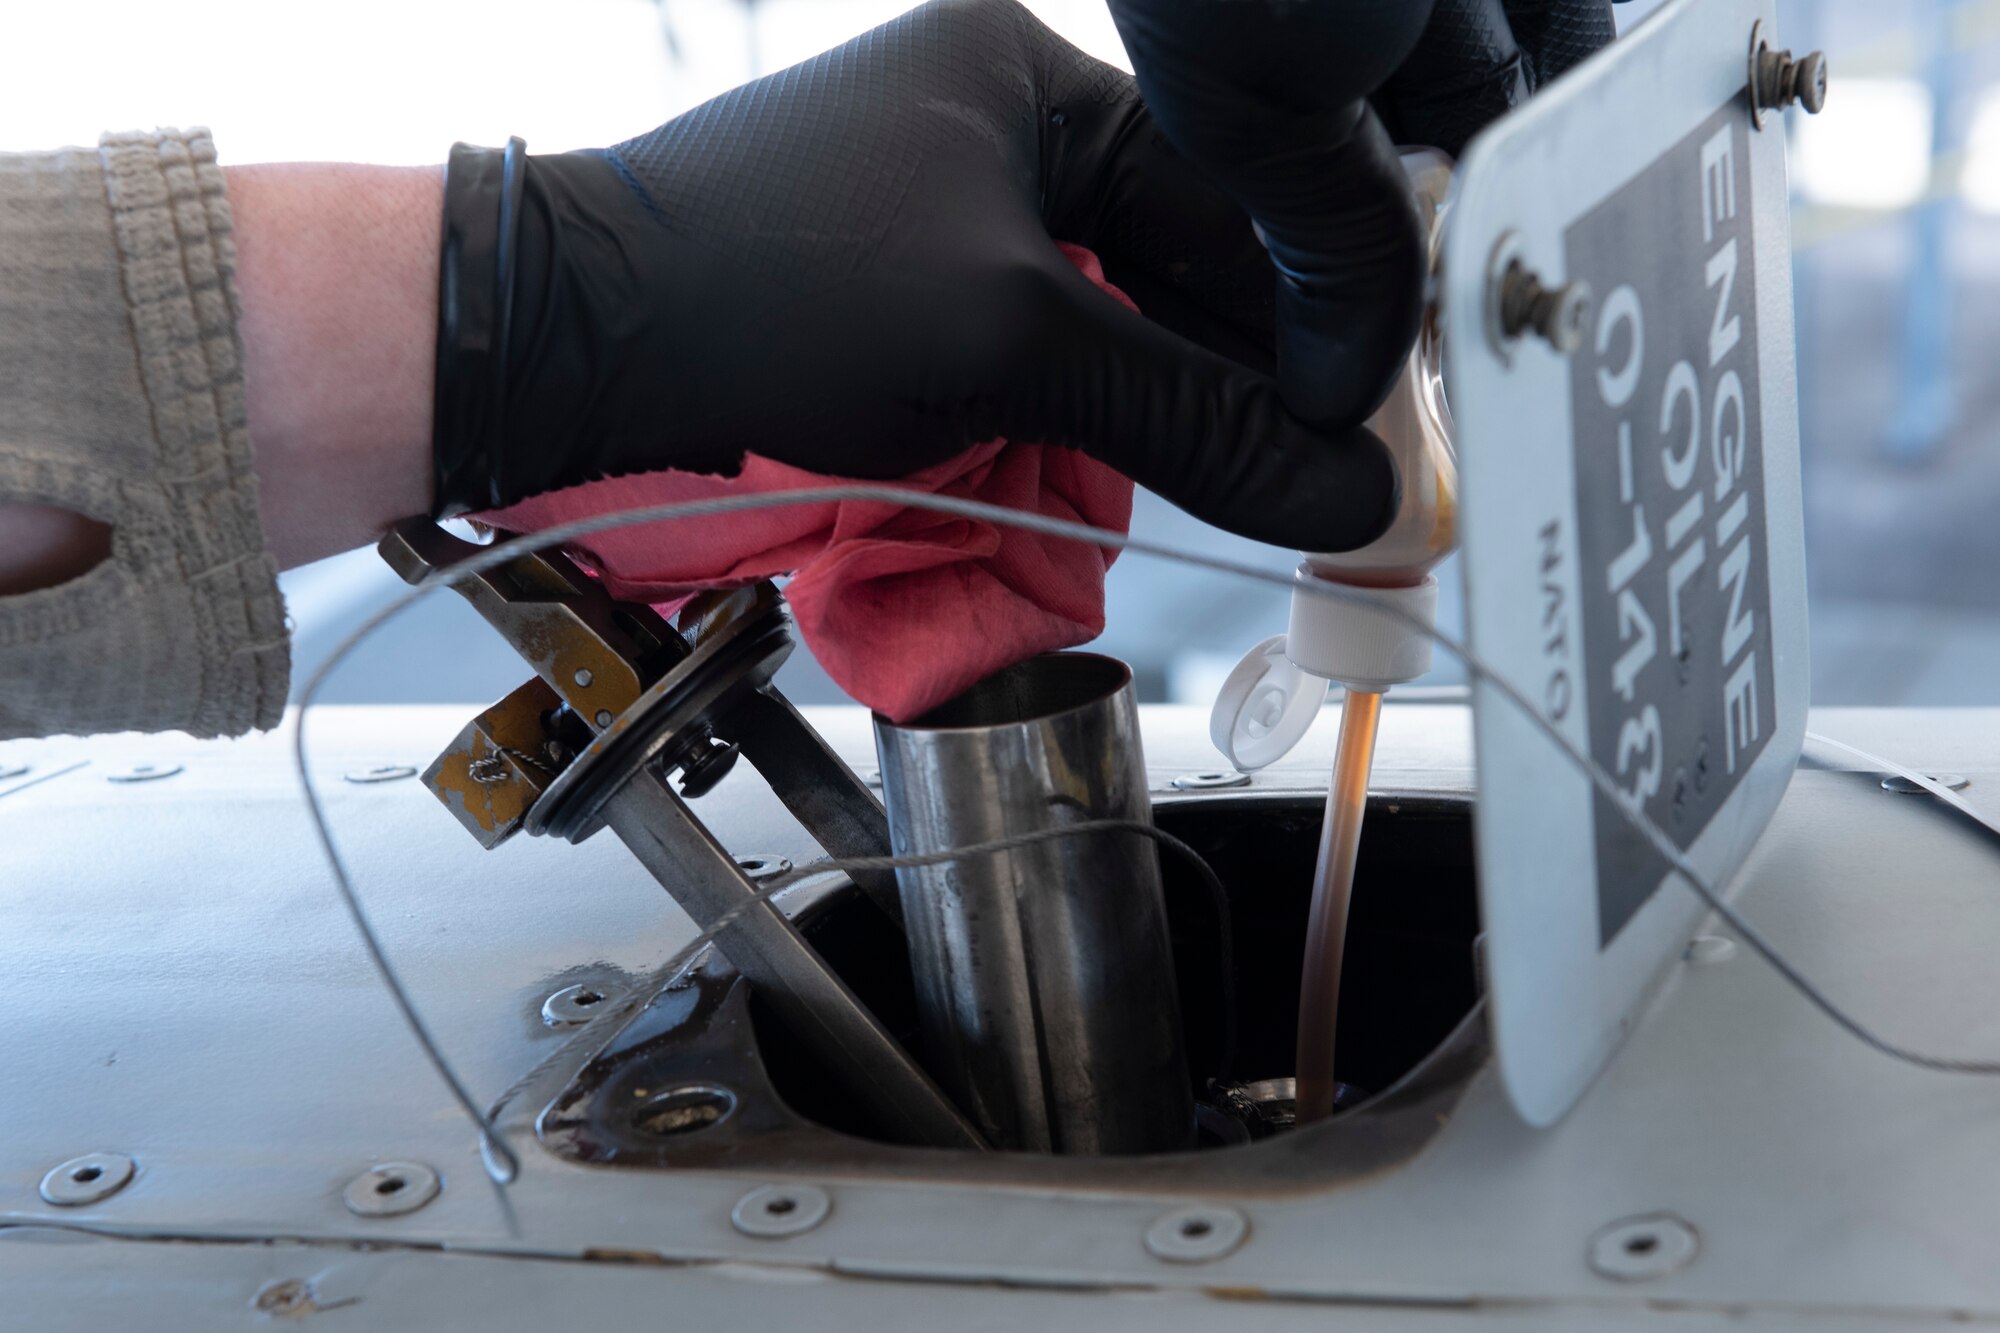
xmin=1375 ymin=0 xmax=1621 ymax=159
xmin=1106 ymin=0 xmax=1615 ymax=428
xmin=431 ymin=0 xmax=1402 ymax=551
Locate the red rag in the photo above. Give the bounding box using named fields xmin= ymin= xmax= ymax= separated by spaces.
xmin=477 ymin=243 xmax=1137 ymax=722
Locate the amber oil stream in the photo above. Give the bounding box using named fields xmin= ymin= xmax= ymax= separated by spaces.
xmin=1294 ymin=688 xmax=1383 ymax=1123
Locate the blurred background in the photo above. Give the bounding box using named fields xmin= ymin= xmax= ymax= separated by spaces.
xmin=4 ymin=0 xmax=1993 ymax=710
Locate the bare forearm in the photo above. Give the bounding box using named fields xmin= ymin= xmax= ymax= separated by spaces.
xmin=229 ymin=163 xmax=442 ymax=569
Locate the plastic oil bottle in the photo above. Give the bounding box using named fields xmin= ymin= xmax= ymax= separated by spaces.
xmin=1209 ymin=149 xmax=1457 ymax=1123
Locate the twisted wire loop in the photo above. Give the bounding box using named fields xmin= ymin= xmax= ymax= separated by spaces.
xmin=467 ymin=746 xmax=559 ymax=785
xmin=466 ymin=756 xmax=510 ymax=784
xmin=292 ymin=485 xmax=2000 ymax=1191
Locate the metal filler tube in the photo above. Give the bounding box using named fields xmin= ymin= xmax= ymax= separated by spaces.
xmin=873 ymin=653 xmax=1193 ymax=1154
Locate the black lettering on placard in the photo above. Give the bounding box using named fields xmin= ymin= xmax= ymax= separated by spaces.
xmin=1539 ymin=519 xmax=1574 ymax=721
xmin=1564 ymin=102 xmax=1776 ymax=946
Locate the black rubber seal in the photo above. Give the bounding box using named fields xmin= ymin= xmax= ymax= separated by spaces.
xmin=431 ymin=136 xmax=528 ymax=518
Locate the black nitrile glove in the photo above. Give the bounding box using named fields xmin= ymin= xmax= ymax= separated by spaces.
xmin=1106 ymin=0 xmax=1616 ymax=428
xmin=431 ymin=0 xmax=1401 ymax=552
xmin=1373 ymin=0 xmax=1620 ymax=159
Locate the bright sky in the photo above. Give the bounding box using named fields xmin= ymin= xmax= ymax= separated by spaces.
xmin=0 ymin=0 xmax=1129 ymax=164
xmin=0 ymin=1 xmax=1954 ymax=219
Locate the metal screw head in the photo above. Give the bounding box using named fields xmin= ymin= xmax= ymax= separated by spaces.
xmin=1540 ymin=279 xmax=1592 ymax=351
xmin=735 ymin=854 xmax=793 ymax=881
xmin=1882 ymin=772 xmax=1970 ymax=794
xmin=1172 ymin=771 xmax=1252 ymax=791
xmin=343 ymin=764 xmax=417 ymax=784
xmin=39 ymin=1152 xmax=135 ymax=1206
xmin=1794 ymin=49 xmax=1829 ymax=113
xmin=1144 ymin=1205 xmax=1249 ymax=1263
xmin=1498 ymin=259 xmax=1591 ymax=352
xmin=343 ymin=1162 xmax=440 ymax=1218
xmin=1587 ymin=1213 xmax=1700 ymax=1281
xmin=107 ymin=762 xmax=181 ymax=783
xmin=542 ymin=982 xmax=613 ymax=1027
xmin=731 ymin=1183 xmax=830 ymax=1238
xmin=1750 ymin=22 xmax=1828 ymax=128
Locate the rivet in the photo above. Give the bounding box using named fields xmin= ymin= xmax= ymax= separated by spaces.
xmin=542 ymin=982 xmax=613 ymax=1027
xmin=39 ymin=1152 xmax=135 ymax=1206
xmin=574 ymin=668 xmax=594 ymax=688
xmin=252 ymin=1278 xmax=314 ymax=1315
xmin=1144 ymin=1204 xmax=1249 ymax=1263
xmin=1587 ymin=1213 xmax=1700 ymax=1281
xmin=594 ymin=710 xmax=614 ymax=728
xmin=1683 ymin=935 xmax=1736 ymax=964
xmin=1172 ymin=771 xmax=1252 ymax=791
xmin=735 ymin=854 xmax=793 ymax=881
xmin=1881 ymin=772 xmax=1970 ymax=794
xmin=107 ymin=762 xmax=182 ymax=783
xmin=342 ymin=1161 xmax=440 ymax=1218
xmin=343 ymin=764 xmax=417 ymax=784
xmin=731 ymin=1183 xmax=830 ymax=1238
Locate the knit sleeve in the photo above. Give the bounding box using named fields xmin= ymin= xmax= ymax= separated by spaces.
xmin=0 ymin=128 xmax=289 ymax=740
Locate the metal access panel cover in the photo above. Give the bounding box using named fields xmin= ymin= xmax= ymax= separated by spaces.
xmin=1443 ymin=0 xmax=1809 ymax=1126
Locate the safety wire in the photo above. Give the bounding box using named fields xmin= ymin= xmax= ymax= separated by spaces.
xmin=295 ymin=485 xmax=2000 ymax=1188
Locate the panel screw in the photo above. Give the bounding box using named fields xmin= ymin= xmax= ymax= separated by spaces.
xmin=1144 ymin=1205 xmax=1249 ymax=1263
xmin=1587 ymin=1213 xmax=1700 ymax=1281
xmin=1882 ymin=772 xmax=1969 ymax=794
xmin=107 ymin=762 xmax=182 ymax=783
xmin=39 ymin=1152 xmax=135 ymax=1206
xmin=542 ymin=982 xmax=612 ymax=1027
xmin=1750 ymin=21 xmax=1827 ymax=128
xmin=735 ymin=854 xmax=794 ymax=881
xmin=343 ymin=764 xmax=417 ymax=784
xmin=1172 ymin=771 xmax=1252 ymax=791
xmin=731 ymin=1183 xmax=830 ymax=1238
xmin=342 ymin=1162 xmax=440 ymax=1217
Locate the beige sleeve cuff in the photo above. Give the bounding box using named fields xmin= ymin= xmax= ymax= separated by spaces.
xmin=0 ymin=128 xmax=289 ymax=740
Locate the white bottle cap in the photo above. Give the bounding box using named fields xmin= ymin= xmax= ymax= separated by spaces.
xmin=1209 ymin=635 xmax=1330 ymax=772
xmin=1286 ymin=568 xmax=1439 ymax=694
xmin=1208 ymin=572 xmax=1441 ymax=773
